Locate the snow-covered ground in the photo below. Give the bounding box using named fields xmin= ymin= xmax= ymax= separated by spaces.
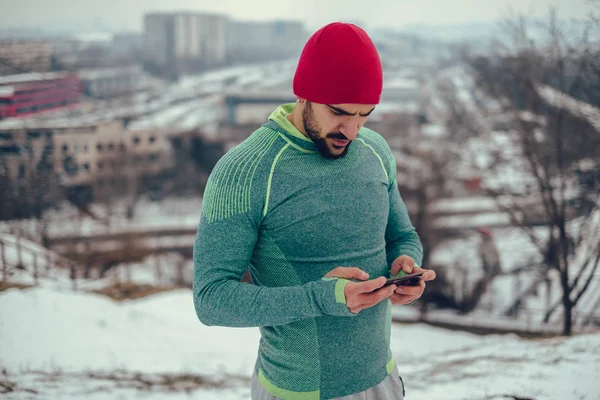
xmin=0 ymin=197 xmax=203 ymax=240
xmin=1 ymin=286 xmax=598 ymax=399
xmin=430 ymin=204 xmax=600 ymax=329
xmin=2 ymin=193 xmax=598 ymax=332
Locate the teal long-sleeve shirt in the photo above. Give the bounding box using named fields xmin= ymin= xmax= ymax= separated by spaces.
xmin=193 ymin=104 xmax=423 ymax=399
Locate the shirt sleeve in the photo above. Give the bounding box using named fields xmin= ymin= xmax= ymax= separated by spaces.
xmin=385 ymin=179 xmax=424 ymax=269
xmin=193 ymin=147 xmax=355 ymax=328
xmin=379 ymin=139 xmax=424 ymax=270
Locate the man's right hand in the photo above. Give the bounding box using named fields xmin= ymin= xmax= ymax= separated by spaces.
xmin=324 ymin=267 xmax=396 ymax=314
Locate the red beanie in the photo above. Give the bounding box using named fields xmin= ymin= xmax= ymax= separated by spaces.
xmin=293 ymin=22 xmax=383 ymax=105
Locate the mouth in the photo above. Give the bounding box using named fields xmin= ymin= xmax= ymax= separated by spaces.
xmin=331 ymin=138 xmax=350 ymax=148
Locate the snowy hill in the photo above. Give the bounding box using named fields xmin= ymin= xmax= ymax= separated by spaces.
xmin=1 ymin=287 xmax=599 ymax=399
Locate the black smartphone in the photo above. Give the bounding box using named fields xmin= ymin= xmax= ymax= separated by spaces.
xmin=383 ymin=272 xmax=423 ymax=287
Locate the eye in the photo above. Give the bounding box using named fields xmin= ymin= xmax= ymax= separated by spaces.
xmin=331 ymin=110 xmax=344 ymax=116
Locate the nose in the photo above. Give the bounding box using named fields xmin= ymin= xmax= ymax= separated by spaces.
xmin=339 ymin=120 xmax=360 ymax=141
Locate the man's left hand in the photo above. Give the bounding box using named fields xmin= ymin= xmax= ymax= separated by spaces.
xmin=389 ymin=255 xmax=436 ymax=305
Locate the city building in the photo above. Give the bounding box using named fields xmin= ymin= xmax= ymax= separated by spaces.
xmin=0 ymin=72 xmax=81 ymax=119
xmin=52 ymin=34 xmax=126 ymax=71
xmin=0 ymin=41 xmax=54 ymax=76
xmin=143 ymin=13 xmax=306 ymax=77
xmin=227 ymin=20 xmax=307 ymax=63
xmin=78 ymin=65 xmax=143 ymax=99
xmin=222 ymin=89 xmax=294 ymax=126
xmin=213 ymin=89 xmax=294 ymax=150
xmin=112 ymin=33 xmax=143 ymax=56
xmin=0 ymin=117 xmax=174 ymax=203
xmin=144 ymin=12 xmax=229 ymax=77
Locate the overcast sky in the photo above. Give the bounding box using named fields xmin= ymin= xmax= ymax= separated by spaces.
xmin=0 ymin=0 xmax=594 ymax=33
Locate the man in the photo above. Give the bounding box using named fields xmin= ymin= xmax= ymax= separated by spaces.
xmin=193 ymin=22 xmax=436 ymax=400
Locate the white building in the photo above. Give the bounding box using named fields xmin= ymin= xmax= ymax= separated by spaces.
xmin=78 ymin=66 xmax=143 ymax=99
xmin=144 ymin=12 xmax=229 ymax=76
xmin=228 ymin=20 xmax=306 ymax=62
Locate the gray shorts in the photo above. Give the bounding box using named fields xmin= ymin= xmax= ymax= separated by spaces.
xmin=250 ymin=369 xmax=405 ymax=400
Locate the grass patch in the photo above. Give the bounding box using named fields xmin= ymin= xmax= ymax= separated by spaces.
xmin=0 ymin=281 xmax=34 ymax=292
xmin=92 ymin=282 xmax=177 ymax=301
xmin=5 ymin=369 xmax=248 ymax=396
xmin=87 ymin=372 xmax=231 ymax=391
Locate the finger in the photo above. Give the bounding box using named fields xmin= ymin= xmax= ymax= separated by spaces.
xmin=412 ymin=267 xmax=436 ymax=281
xmin=358 ymin=284 xmax=396 ymax=307
xmin=325 ymin=267 xmax=369 ymax=281
xmin=391 ymin=256 xmax=415 ymax=276
xmin=390 ymin=260 xmax=402 ymax=276
xmin=401 ymin=263 xmax=414 ymax=274
xmin=350 ymin=285 xmax=394 ymax=311
xmin=352 ymin=276 xmax=387 ymax=294
xmin=395 ymin=280 xmax=425 ymax=296
xmin=390 ymin=294 xmax=417 ymax=305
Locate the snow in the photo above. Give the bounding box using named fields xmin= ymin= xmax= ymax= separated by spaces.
xmin=0 ymin=233 xmax=75 ymax=284
xmin=536 ymin=84 xmax=600 ymax=133
xmin=0 ymin=288 xmax=258 ymax=376
xmin=127 ymin=100 xmax=212 ymax=132
xmin=0 ymin=86 xmax=14 ymax=96
xmin=430 ymin=197 xmax=498 ymax=213
xmin=177 ymin=59 xmax=296 ymax=90
xmin=0 ymin=72 xmax=72 ymax=86
xmin=3 ymin=191 xmax=597 ymax=333
xmin=0 ymin=197 xmax=203 ymax=240
xmin=1 ymin=286 xmax=599 ymax=399
xmin=430 ymin=226 xmax=544 ymax=272
xmin=421 ymin=124 xmax=445 ymax=137
xmin=566 ymin=202 xmax=600 ymax=326
xmin=429 ymin=217 xmax=600 ymax=330
xmin=384 ymin=76 xmax=420 ymax=90
xmin=78 ymin=66 xmax=142 ymax=80
xmin=370 ymin=101 xmax=420 ymax=120
xmin=433 ymin=212 xmax=511 ymax=229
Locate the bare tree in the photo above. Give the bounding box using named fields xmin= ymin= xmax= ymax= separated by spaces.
xmin=466 ymin=10 xmax=600 ymax=335
xmin=373 ymin=108 xmax=468 ymax=313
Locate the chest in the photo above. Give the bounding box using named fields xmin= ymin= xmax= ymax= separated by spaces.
xmin=259 ymin=149 xmax=390 ymax=259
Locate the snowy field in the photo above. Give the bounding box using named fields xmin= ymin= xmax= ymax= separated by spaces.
xmin=1 ymin=287 xmax=599 ymax=400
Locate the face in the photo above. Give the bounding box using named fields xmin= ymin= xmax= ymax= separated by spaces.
xmin=302 ymin=101 xmax=376 ymax=159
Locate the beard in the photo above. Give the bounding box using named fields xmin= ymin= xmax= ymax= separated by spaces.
xmin=302 ymin=102 xmax=351 ymax=159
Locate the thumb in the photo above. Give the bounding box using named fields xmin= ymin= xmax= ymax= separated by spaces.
xmin=391 ymin=255 xmax=416 ymax=276
xmin=325 ymin=267 xmax=369 ymax=281
xmin=412 ymin=266 xmax=437 ymax=281
xmin=353 ymin=276 xmax=387 ymax=294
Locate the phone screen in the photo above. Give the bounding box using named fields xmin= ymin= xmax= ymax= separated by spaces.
xmin=383 ymin=272 xmax=423 ymax=287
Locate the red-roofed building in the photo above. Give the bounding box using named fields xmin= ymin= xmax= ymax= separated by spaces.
xmin=0 ymin=72 xmax=81 ymax=119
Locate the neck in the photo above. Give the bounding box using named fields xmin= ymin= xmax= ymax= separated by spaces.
xmin=287 ymin=103 xmax=308 ymax=137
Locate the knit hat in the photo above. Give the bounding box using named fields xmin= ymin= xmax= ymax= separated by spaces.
xmin=293 ymin=22 xmax=383 ymax=105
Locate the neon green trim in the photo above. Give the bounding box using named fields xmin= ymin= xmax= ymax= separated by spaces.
xmin=263 ymin=143 xmax=290 ymax=217
xmin=278 ymin=132 xmax=317 ymax=154
xmin=390 ymin=263 xmax=420 ymax=278
xmin=386 ymin=357 xmax=395 ymax=375
xmin=391 ymin=270 xmax=407 ymax=278
xmin=356 ymin=138 xmax=389 ymax=182
xmin=258 ymin=370 xmax=320 ymax=400
xmin=385 ymin=301 xmax=393 ymax=374
xmin=268 ymin=104 xmax=313 ymax=142
xmin=203 ymin=131 xmax=277 ymax=222
xmin=334 ymin=279 xmax=350 ymax=304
